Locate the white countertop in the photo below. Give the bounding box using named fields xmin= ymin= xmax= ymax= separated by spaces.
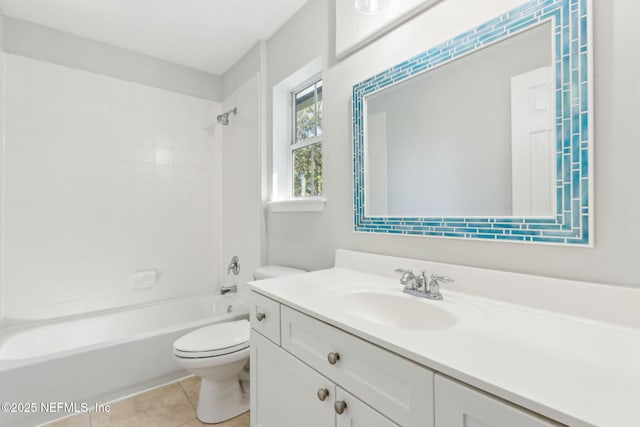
xmin=249 ymin=265 xmax=640 ymax=427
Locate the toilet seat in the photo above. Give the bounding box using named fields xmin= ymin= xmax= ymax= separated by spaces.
xmin=173 ymin=319 xmax=249 ymax=359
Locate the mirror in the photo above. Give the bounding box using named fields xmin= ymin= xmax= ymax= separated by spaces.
xmin=366 ymin=23 xmax=553 ymax=217
xmin=353 ymin=0 xmax=593 ymax=245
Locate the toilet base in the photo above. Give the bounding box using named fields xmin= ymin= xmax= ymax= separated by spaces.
xmin=196 ymin=376 xmax=250 ymax=423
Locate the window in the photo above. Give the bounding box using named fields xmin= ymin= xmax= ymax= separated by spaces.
xmin=291 ymin=79 xmax=322 ymax=197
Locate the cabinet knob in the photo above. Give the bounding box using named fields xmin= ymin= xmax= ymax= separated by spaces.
xmin=334 ymin=400 xmax=347 ymax=415
xmin=316 ymin=388 xmax=329 ymax=401
xmin=256 ymin=312 xmax=266 ymax=321
xmin=327 ymin=352 xmax=340 ymax=365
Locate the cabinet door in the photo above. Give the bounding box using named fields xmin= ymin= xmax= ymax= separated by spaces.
xmin=281 ymin=306 xmax=434 ymax=426
xmin=435 ymin=375 xmax=561 ymax=427
xmin=335 ymin=387 xmax=399 ymax=427
xmin=250 ymin=329 xmax=334 ymax=427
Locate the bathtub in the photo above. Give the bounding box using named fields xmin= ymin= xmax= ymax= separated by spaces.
xmin=0 ymin=294 xmax=248 ymax=427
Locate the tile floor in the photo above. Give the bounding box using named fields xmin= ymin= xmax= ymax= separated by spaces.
xmin=46 ymin=377 xmax=249 ymax=427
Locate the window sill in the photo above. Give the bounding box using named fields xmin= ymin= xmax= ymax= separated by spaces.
xmin=268 ymin=197 xmax=327 ymax=213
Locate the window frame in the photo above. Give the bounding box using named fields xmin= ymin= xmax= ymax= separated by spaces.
xmin=289 ymin=76 xmax=323 ymax=198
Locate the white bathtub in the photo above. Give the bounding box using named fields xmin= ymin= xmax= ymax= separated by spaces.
xmin=0 ymin=294 xmax=249 ymax=427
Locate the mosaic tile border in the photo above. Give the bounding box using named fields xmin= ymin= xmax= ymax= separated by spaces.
xmin=352 ymin=0 xmax=592 ymax=246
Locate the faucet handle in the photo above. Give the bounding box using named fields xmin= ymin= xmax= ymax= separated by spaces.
xmin=395 ymin=268 xmax=420 ymax=289
xmin=227 ymin=256 xmax=240 ymax=275
xmin=427 ymin=274 xmax=453 ymax=300
xmin=430 ymin=274 xmax=454 ymax=284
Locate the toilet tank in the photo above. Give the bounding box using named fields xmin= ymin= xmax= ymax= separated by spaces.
xmin=254 ymin=265 xmax=306 ymax=280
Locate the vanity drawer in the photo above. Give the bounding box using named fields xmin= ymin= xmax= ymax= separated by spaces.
xmin=251 ymin=292 xmax=281 ymax=345
xmin=281 ymin=306 xmax=434 ymax=427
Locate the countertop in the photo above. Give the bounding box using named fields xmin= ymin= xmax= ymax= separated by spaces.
xmin=249 ymin=266 xmax=640 ymax=427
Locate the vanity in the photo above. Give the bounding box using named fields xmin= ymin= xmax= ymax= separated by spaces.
xmin=246 ymin=0 xmax=633 ymax=424
xmin=249 ymin=250 xmax=640 ymax=427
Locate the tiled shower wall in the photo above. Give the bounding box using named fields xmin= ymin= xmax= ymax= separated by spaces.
xmin=2 ymin=54 xmax=222 ymax=324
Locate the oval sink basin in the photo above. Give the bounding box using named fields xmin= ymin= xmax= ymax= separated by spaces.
xmin=334 ymin=291 xmax=457 ymax=331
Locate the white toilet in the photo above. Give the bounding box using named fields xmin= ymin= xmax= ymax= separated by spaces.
xmin=173 ymin=265 xmax=305 ymax=423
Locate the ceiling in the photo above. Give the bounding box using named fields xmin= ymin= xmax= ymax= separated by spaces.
xmin=0 ymin=0 xmax=309 ymax=75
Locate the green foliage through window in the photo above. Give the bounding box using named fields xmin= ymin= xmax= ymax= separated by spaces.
xmin=292 ymin=80 xmax=323 ymax=197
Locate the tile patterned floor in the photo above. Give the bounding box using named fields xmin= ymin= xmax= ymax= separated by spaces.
xmin=46 ymin=377 xmax=250 ymax=427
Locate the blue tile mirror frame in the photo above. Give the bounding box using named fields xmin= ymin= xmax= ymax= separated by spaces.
xmin=352 ymin=0 xmax=593 ymax=246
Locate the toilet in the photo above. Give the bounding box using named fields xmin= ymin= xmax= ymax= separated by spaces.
xmin=173 ymin=265 xmax=305 ymax=423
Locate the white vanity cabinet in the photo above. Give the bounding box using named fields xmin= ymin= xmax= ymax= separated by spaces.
xmin=250 ymin=292 xmax=433 ymax=427
xmin=250 ymin=291 xmax=561 ymax=427
xmin=250 ymin=330 xmax=334 ymax=427
xmin=336 ymin=387 xmax=399 ymax=427
xmin=251 ymin=328 xmax=400 ymax=427
xmin=280 ymin=305 xmax=434 ymax=426
xmin=434 ymin=375 xmax=561 ymax=427
xmin=251 ymin=291 xmax=282 ymax=344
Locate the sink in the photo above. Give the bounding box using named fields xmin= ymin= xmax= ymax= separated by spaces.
xmin=333 ymin=291 xmax=457 ymax=331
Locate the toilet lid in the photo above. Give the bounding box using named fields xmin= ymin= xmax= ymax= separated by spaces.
xmin=173 ymin=319 xmax=249 ymax=358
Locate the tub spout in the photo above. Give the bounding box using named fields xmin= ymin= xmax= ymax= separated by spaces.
xmin=221 ymin=285 xmax=237 ymax=295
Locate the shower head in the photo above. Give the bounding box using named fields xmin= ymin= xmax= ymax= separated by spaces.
xmin=217 ymin=107 xmax=237 ymax=125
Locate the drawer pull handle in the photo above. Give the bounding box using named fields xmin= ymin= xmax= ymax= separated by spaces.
xmin=256 ymin=312 xmax=266 ymax=321
xmin=327 ymin=352 xmax=340 ymax=365
xmin=316 ymin=388 xmax=329 ymax=401
xmin=334 ymin=400 xmax=347 ymax=415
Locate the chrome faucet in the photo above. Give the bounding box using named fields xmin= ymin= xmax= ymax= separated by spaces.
xmin=395 ymin=268 xmax=425 ymax=291
xmin=425 ymin=274 xmax=454 ymax=300
xmin=227 ymin=256 xmax=240 ymax=275
xmin=220 ymin=285 xmax=237 ymax=295
xmin=395 ymin=269 xmax=454 ymax=300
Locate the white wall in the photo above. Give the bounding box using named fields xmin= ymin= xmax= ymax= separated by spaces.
xmin=221 ymin=74 xmax=262 ymax=300
xmin=222 ymin=41 xmax=262 ymax=101
xmin=2 ymin=55 xmax=222 ymax=323
xmin=265 ymin=0 xmax=640 ymax=288
xmin=4 ymin=17 xmax=222 ymax=101
xmin=0 ymin=12 xmax=6 ymax=326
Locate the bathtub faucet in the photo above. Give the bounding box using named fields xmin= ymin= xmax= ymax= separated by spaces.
xmin=227 ymin=256 xmax=240 ymax=275
xmin=221 ymin=285 xmax=238 ymax=295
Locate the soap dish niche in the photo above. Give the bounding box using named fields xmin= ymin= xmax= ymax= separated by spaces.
xmin=131 ymin=269 xmax=160 ymax=289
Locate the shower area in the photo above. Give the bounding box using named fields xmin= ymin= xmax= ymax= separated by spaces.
xmin=2 ymin=54 xmax=225 ymax=323
xmin=0 ymin=45 xmax=263 ymax=425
